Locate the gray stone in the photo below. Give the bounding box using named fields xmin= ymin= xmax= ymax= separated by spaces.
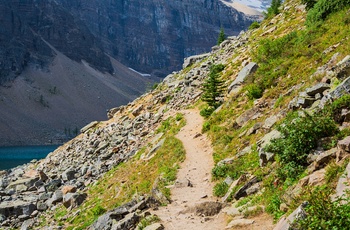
xmin=334 ymin=162 xmax=350 ymax=200
xmin=144 ymin=138 xmax=165 ymax=160
xmin=234 ymin=176 xmax=259 ymax=200
xmin=183 ymin=53 xmax=210 ymax=69
xmin=51 ymin=190 xmax=64 ymax=204
xmin=228 ymin=62 xmax=258 ymax=93
xmin=273 ymin=202 xmax=308 ymax=230
xmin=132 ymin=105 xmax=144 ymax=117
xmin=0 ymin=200 xmax=36 ymax=217
xmin=62 ymin=170 xmax=76 ymax=181
xmin=63 ymin=193 xmax=87 ymax=209
xmin=111 ymin=212 xmax=140 ymax=230
xmin=6 ymin=178 xmax=39 ymax=190
xmin=263 ymin=115 xmax=278 ymax=130
xmin=81 ymin=121 xmax=99 ymax=133
xmin=306 ymin=83 xmax=330 ymax=96
xmin=257 ymin=129 xmax=281 ymax=148
xmin=37 ymin=200 xmax=48 ymax=211
xmin=259 ymin=148 xmax=275 ymax=167
xmin=21 ymin=218 xmax=35 ymax=230
xmin=44 ymin=179 xmax=62 ymax=192
xmin=235 ymin=107 xmax=259 ymax=127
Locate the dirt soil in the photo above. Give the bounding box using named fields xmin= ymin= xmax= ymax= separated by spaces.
xmin=153 ymin=109 xmax=227 ymax=229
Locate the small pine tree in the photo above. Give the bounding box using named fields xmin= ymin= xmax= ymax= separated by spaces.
xmin=265 ymin=0 xmax=282 ymax=18
xmin=217 ymin=27 xmax=226 ymax=45
xmin=201 ymin=64 xmax=225 ymax=109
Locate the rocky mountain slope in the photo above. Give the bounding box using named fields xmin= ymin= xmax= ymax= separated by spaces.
xmin=1 ymin=0 xmax=350 ymax=229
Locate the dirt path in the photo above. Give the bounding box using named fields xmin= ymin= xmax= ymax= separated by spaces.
xmin=153 ymin=109 xmax=227 ymax=229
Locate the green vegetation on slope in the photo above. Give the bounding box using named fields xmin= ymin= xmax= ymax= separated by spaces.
xmin=201 ymin=0 xmax=350 ymax=223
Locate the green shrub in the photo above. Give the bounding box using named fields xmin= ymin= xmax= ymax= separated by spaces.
xmin=265 ymin=194 xmax=285 ymax=220
xmin=266 ymin=112 xmax=338 ymax=179
xmin=213 ymin=181 xmax=229 ymax=197
xmin=324 ymin=94 xmax=350 ymax=123
xmin=91 ymin=205 xmax=106 ymax=216
xmin=202 ymin=121 xmax=211 ymax=133
xmin=306 ymin=0 xmax=350 ymax=26
xmin=200 ymin=107 xmax=215 ymax=118
xmin=245 ymin=84 xmax=264 ymax=99
xmin=249 ymin=21 xmax=260 ymax=30
xmin=292 ymin=186 xmax=350 ymax=229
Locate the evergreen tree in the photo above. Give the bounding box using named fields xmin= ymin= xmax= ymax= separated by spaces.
xmin=217 ymin=27 xmax=226 ymax=45
xmin=201 ymin=64 xmax=225 ymax=109
xmin=265 ymin=0 xmax=282 ymax=18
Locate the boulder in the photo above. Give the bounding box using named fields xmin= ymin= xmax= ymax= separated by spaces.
xmin=44 ymin=179 xmax=62 ymax=192
xmin=111 ymin=212 xmax=140 ymax=230
xmin=80 ymin=121 xmax=99 ymax=133
xmin=62 ymin=185 xmax=77 ymax=194
xmin=273 ymin=202 xmax=308 ymax=230
xmin=306 ymin=83 xmax=330 ymax=96
xmin=234 ymin=176 xmax=259 ymax=200
xmin=235 ymin=107 xmax=260 ymax=127
xmin=228 ymin=62 xmax=258 ymax=93
xmin=132 ymin=105 xmax=144 ymax=117
xmin=334 ymin=162 xmax=350 ymax=200
xmin=36 ymin=201 xmax=48 ymax=211
xmin=183 ymin=53 xmax=210 ymax=69
xmin=62 ymin=169 xmax=76 ymax=181
xmin=0 ymin=200 xmax=36 ymax=218
xmin=63 ymin=193 xmax=87 ymax=209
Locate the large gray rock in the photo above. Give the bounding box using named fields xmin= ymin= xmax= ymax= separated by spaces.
xmin=228 ymin=62 xmax=258 ymax=93
xmin=234 ymin=176 xmax=259 ymax=200
xmin=183 ymin=53 xmax=210 ymax=69
xmin=273 ymin=202 xmax=308 ymax=230
xmin=306 ymin=83 xmax=330 ymax=96
xmin=63 ymin=193 xmax=87 ymax=209
xmin=0 ymin=200 xmax=36 ymax=218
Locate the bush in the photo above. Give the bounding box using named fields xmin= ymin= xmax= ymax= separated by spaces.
xmin=324 ymin=94 xmax=350 ymax=123
xmin=249 ymin=21 xmax=260 ymax=30
xmin=213 ymin=181 xmax=229 ymax=197
xmin=266 ymin=112 xmax=338 ymax=179
xmin=245 ymin=84 xmax=264 ymax=99
xmin=292 ymin=186 xmax=350 ymax=229
xmin=306 ymin=0 xmax=350 ymax=26
xmin=200 ymin=107 xmax=215 ymax=118
xmin=202 ymin=121 xmax=211 ymax=132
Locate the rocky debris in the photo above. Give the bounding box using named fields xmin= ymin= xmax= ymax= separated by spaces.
xmin=194 ymin=201 xmax=223 ymax=216
xmin=289 ymin=83 xmax=330 ymax=110
xmin=228 ymin=62 xmax=258 ymax=94
xmin=307 ymin=148 xmax=337 ymax=173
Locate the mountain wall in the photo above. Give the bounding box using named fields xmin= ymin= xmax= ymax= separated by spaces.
xmin=58 ymin=0 xmax=255 ymax=77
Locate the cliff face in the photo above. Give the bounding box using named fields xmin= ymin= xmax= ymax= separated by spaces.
xmin=53 ymin=0 xmax=255 ymax=77
xmin=0 ymin=0 xmax=113 ymax=84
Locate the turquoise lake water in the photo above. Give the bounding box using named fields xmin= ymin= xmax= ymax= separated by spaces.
xmin=0 ymin=145 xmax=59 ymax=170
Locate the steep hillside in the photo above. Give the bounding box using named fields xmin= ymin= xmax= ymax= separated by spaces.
xmin=1 ymin=0 xmax=350 ymax=229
